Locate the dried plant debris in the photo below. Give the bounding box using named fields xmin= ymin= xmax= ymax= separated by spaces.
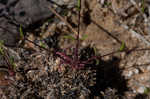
xmin=0 ymin=47 xmax=97 ymax=99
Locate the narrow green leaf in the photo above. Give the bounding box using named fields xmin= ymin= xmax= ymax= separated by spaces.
xmin=93 ymin=47 xmax=97 ymax=55
xmin=141 ymin=0 xmax=145 ymax=12
xmin=119 ymin=42 xmax=126 ymax=51
xmin=0 ymin=48 xmax=3 ymax=55
xmin=0 ymin=40 xmax=4 ymax=55
xmin=63 ymin=35 xmax=76 ymax=41
xmin=12 ymin=63 xmax=16 ymax=70
xmin=141 ymin=7 xmax=145 ymax=13
xmin=10 ymin=56 xmax=16 ymax=69
xmin=47 ymin=18 xmax=53 ymax=22
xmin=104 ymin=2 xmax=111 ymax=6
xmin=39 ymin=42 xmax=47 ymax=49
xmin=144 ymin=87 xmax=150 ymax=95
xmin=80 ymin=34 xmax=88 ymax=41
xmin=0 ymin=40 xmax=4 ymax=46
xmin=19 ymin=25 xmax=24 ymax=39
xmin=10 ymin=56 xmax=14 ymax=64
xmin=96 ymin=59 xmax=100 ymax=65
xmin=77 ymin=0 xmax=81 ymax=10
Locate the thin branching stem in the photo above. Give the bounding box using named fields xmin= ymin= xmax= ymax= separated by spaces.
xmin=75 ymin=0 xmax=81 ymax=61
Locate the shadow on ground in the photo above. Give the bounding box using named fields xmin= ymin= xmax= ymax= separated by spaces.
xmin=80 ymin=45 xmax=129 ymax=99
xmin=134 ymin=94 xmax=149 ymax=99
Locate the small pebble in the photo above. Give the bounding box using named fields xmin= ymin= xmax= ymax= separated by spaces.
xmin=79 ymin=94 xmax=86 ymax=99
xmin=133 ymin=69 xmax=139 ymax=74
xmin=121 ymin=52 xmax=126 ymax=58
xmin=133 ymin=90 xmax=136 ymax=93
xmin=100 ymin=0 xmax=105 ymax=5
xmin=137 ymin=86 xmax=145 ymax=94
xmin=127 ymin=71 xmax=133 ymax=77
xmin=147 ymin=66 xmax=150 ymax=71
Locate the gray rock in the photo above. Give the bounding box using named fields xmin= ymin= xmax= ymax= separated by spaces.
xmin=51 ymin=0 xmax=77 ymax=8
xmin=0 ymin=17 xmax=19 ymax=47
xmin=0 ymin=0 xmax=53 ymax=46
xmin=11 ymin=0 xmax=53 ymax=28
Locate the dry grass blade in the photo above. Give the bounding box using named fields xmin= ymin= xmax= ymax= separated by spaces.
xmin=48 ymin=6 xmax=78 ymax=35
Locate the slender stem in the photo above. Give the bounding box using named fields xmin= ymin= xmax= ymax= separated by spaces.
xmin=75 ymin=0 xmax=81 ymax=61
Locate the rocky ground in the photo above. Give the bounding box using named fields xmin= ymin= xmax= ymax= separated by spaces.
xmin=1 ymin=0 xmax=150 ymax=99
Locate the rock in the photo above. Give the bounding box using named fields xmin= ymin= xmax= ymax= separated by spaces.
xmin=137 ymin=86 xmax=145 ymax=94
xmin=0 ymin=17 xmax=19 ymax=47
xmin=11 ymin=0 xmax=53 ymax=28
xmin=147 ymin=66 xmax=150 ymax=71
xmin=0 ymin=0 xmax=54 ymax=46
xmin=133 ymin=68 xmax=139 ymax=74
xmin=50 ymin=0 xmax=77 ymax=8
xmin=127 ymin=71 xmax=134 ymax=77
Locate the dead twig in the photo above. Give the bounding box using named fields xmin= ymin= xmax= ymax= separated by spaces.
xmin=48 ymin=6 xmax=78 ymax=35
